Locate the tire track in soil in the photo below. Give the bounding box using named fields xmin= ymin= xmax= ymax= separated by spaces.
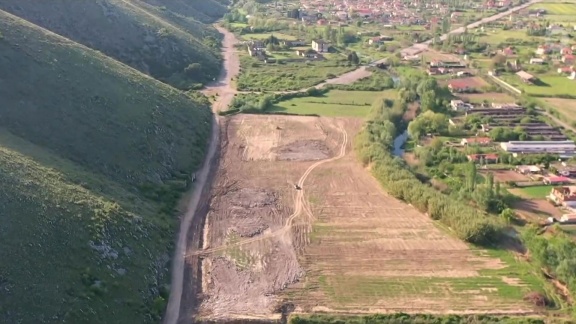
xmin=186 ymin=125 xmax=348 ymax=258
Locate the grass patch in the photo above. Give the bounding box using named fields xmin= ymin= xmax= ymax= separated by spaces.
xmin=542 ymin=98 xmax=576 ymax=125
xmin=269 ymin=90 xmax=397 ymax=117
xmin=501 ymin=74 xmax=576 ymax=97
xmin=240 ymin=32 xmax=297 ymax=40
xmin=528 ymin=2 xmax=576 ymax=15
xmin=516 ymin=185 xmax=554 ymax=199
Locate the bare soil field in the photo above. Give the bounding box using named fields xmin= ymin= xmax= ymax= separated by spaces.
xmin=513 ymin=199 xmax=562 ymax=220
xmin=189 ymin=115 xmax=536 ymax=321
xmin=458 ymin=92 xmax=516 ymax=104
xmin=485 ymin=170 xmax=530 ymax=183
xmin=193 ymin=115 xmax=345 ymax=320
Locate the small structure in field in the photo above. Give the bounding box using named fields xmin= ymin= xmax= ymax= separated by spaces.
xmin=544 ymin=176 xmax=571 ymax=185
xmin=516 ymin=71 xmax=536 ymax=84
xmin=516 ymin=165 xmax=541 ymax=175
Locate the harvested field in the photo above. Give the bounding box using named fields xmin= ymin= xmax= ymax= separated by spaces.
xmin=189 ymin=115 xmax=538 ymax=321
xmin=284 ymin=146 xmax=539 ymax=314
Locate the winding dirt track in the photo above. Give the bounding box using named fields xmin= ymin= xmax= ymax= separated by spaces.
xmin=186 ymin=125 xmax=348 ymax=257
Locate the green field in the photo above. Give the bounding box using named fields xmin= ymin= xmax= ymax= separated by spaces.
xmin=241 ymin=32 xmax=297 ymax=40
xmin=477 ymin=28 xmax=544 ymax=44
xmin=528 ymin=2 xmax=576 ymax=15
xmin=502 ymin=74 xmax=576 ymax=97
xmin=517 ymin=185 xmax=554 ymax=198
xmin=543 ymin=98 xmax=576 ymax=124
xmin=269 ymin=90 xmax=397 ymax=117
xmin=237 ymin=55 xmax=356 ymax=91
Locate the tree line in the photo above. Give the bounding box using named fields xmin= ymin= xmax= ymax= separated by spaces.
xmin=357 ymin=115 xmax=501 ymax=243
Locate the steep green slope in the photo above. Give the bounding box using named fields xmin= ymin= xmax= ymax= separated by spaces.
xmin=139 ymin=0 xmax=228 ymax=24
xmin=0 ymin=11 xmax=212 ymax=187
xmin=0 ymin=11 xmax=212 ymax=323
xmin=0 ymin=0 xmax=223 ymax=89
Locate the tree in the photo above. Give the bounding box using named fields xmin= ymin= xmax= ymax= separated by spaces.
xmin=491 ymin=54 xmax=507 ymax=69
xmin=467 ymin=162 xmax=477 ymax=191
xmin=500 ymin=208 xmax=515 ymax=224
xmin=347 ymin=51 xmax=360 ymax=65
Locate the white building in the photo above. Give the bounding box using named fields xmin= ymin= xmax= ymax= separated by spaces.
xmin=450 ymin=100 xmax=473 ymax=111
xmin=500 ymin=140 xmax=576 ymax=156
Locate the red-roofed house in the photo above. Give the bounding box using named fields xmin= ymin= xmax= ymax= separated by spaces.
xmin=562 ymin=47 xmax=573 ymax=56
xmin=448 ymin=80 xmax=475 ymax=93
xmin=558 ymin=66 xmax=574 ymax=74
xmin=544 ymin=176 xmax=571 ymax=185
xmin=467 ymin=153 xmax=499 ymax=163
xmin=563 ymin=55 xmax=575 ymax=64
xmin=536 ymin=45 xmax=551 ymax=55
xmin=461 ymin=137 xmax=492 ymax=145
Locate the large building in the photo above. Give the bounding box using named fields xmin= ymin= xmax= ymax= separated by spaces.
xmin=500 ymin=140 xmax=576 ymax=156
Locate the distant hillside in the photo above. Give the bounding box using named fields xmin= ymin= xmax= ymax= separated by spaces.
xmin=0 ymin=0 xmax=225 ymax=89
xmin=0 ymin=10 xmax=212 ymax=323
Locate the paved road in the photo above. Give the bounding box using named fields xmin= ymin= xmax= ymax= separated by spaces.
xmin=163 ymin=26 xmax=239 ymax=324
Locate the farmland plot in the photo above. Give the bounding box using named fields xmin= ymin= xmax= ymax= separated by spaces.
xmin=190 ymin=115 xmax=538 ymax=321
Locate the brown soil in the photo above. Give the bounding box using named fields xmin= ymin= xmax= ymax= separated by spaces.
xmin=194 ymin=115 xmax=345 ymax=320
xmin=482 ymin=170 xmax=530 ymax=183
xmin=513 ymin=199 xmax=562 ymax=219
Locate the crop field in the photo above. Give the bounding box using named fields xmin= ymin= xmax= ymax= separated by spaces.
xmin=188 ymin=115 xmax=540 ymax=320
xmin=269 ymin=90 xmax=398 ymax=117
xmin=283 ymin=133 xmax=540 ymax=314
xmin=528 ymin=2 xmax=576 ymax=15
xmin=543 ymin=98 xmax=576 ymax=124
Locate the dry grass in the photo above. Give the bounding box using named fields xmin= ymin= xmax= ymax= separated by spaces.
xmin=543 ymin=98 xmax=576 ymax=125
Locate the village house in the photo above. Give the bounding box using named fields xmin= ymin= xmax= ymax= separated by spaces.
xmin=450 ymin=100 xmax=473 ymax=111
xmin=312 ymin=39 xmax=329 ymax=52
xmin=448 ymin=80 xmax=475 ymax=93
xmin=535 ymin=45 xmax=551 ymax=55
xmin=549 ymin=186 xmax=576 ymax=207
xmin=516 ymin=165 xmax=541 ymax=175
xmin=544 ymin=176 xmax=572 ymax=186
xmin=530 ymin=58 xmax=545 ymax=65
xmin=461 ymin=137 xmax=492 ymax=146
xmin=563 ymin=55 xmax=575 ymax=65
xmin=558 ymin=66 xmax=574 ymax=74
xmin=569 ymin=71 xmax=576 ymax=80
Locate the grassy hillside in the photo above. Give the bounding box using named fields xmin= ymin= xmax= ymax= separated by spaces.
xmin=0 ymin=10 xmax=212 ymax=323
xmin=0 ymin=0 xmax=224 ymax=90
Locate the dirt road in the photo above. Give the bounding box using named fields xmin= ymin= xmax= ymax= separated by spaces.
xmin=163 ymin=26 xmax=239 ymax=324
